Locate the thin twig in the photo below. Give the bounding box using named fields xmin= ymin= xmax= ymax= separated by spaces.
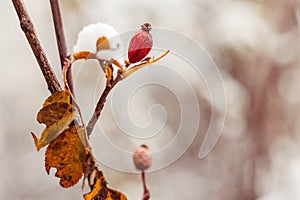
xmin=86 ymin=72 xmax=122 ymax=136
xmin=12 ymin=0 xmax=61 ymax=94
xmin=142 ymin=171 xmax=150 ymax=200
xmin=63 ymin=59 xmax=90 ymax=148
xmin=86 ymin=50 xmax=169 ymax=136
xmin=49 ymin=0 xmax=74 ymax=94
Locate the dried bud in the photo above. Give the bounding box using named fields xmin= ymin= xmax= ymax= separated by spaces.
xmin=133 ymin=144 xmax=152 ymax=171
xmin=128 ymin=23 xmax=153 ymax=63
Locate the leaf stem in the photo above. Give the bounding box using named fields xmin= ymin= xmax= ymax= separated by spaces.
xmin=12 ymin=0 xmax=61 ymax=94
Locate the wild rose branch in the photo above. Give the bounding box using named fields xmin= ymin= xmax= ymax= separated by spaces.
xmin=12 ymin=0 xmax=169 ymax=199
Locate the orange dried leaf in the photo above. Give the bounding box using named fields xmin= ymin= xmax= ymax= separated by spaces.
xmin=37 ymin=102 xmax=74 ymax=125
xmin=43 ymin=90 xmax=70 ymax=107
xmin=105 ymin=65 xmax=113 ymax=87
xmin=84 ymin=170 xmax=127 ymax=200
xmin=32 ymin=102 xmax=78 ymax=150
xmin=96 ymin=36 xmax=110 ymax=52
xmin=45 ymin=125 xmax=86 ymax=188
xmin=106 ymin=187 xmax=127 ymax=200
xmin=73 ymin=51 xmax=96 ymax=60
xmin=31 ymin=90 xmax=78 ymax=150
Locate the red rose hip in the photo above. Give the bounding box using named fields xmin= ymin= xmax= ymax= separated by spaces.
xmin=128 ymin=23 xmax=153 ymax=63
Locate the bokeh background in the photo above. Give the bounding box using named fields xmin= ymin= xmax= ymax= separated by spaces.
xmin=1 ymin=0 xmax=300 ymax=199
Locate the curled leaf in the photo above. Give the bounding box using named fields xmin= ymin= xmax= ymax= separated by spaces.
xmin=45 ymin=125 xmax=86 ymax=188
xmin=84 ymin=169 xmax=127 ymax=200
xmin=96 ymin=37 xmax=110 ymax=52
xmin=43 ymin=90 xmax=70 ymax=107
xmin=31 ymin=90 xmax=78 ymax=150
xmin=105 ymin=65 xmax=114 ymax=87
xmin=73 ymin=51 xmax=95 ymax=60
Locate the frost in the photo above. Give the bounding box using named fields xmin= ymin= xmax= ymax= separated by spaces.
xmin=73 ymin=23 xmax=124 ymax=60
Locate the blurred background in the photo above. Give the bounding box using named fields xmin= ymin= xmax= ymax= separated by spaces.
xmin=1 ymin=0 xmax=300 ymax=199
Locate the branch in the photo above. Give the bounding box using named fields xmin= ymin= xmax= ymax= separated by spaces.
xmin=85 ymin=50 xmax=169 ymax=136
xmin=86 ymin=72 xmax=122 ymax=136
xmin=12 ymin=0 xmax=61 ymax=94
xmin=49 ymin=0 xmax=74 ymax=94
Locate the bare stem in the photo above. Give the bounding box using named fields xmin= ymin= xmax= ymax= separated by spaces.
xmin=142 ymin=171 xmax=150 ymax=200
xmin=86 ymin=72 xmax=122 ymax=136
xmin=49 ymin=0 xmax=74 ymax=94
xmin=12 ymin=0 xmax=61 ymax=94
xmin=63 ymin=59 xmax=90 ymax=148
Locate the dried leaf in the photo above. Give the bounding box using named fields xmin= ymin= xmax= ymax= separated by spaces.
xmin=84 ymin=170 xmax=127 ymax=200
xmin=96 ymin=37 xmax=110 ymax=52
xmin=73 ymin=51 xmax=97 ymax=60
xmin=37 ymin=102 xmax=74 ymax=125
xmin=105 ymin=65 xmax=113 ymax=87
xmin=31 ymin=90 xmax=78 ymax=150
xmin=45 ymin=125 xmax=86 ymax=188
xmin=43 ymin=90 xmax=70 ymax=107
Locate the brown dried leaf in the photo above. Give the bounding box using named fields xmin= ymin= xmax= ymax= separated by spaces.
xmin=31 ymin=90 xmax=78 ymax=150
xmin=84 ymin=170 xmax=127 ymax=200
xmin=96 ymin=37 xmax=110 ymax=52
xmin=45 ymin=125 xmax=86 ymax=188
xmin=37 ymin=102 xmax=74 ymax=126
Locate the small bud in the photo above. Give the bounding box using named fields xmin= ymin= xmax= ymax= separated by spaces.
xmin=133 ymin=144 xmax=152 ymax=171
xmin=128 ymin=23 xmax=153 ymax=63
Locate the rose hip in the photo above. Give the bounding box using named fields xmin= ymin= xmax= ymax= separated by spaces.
xmin=128 ymin=23 xmax=153 ymax=64
xmin=133 ymin=144 xmax=152 ymax=171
